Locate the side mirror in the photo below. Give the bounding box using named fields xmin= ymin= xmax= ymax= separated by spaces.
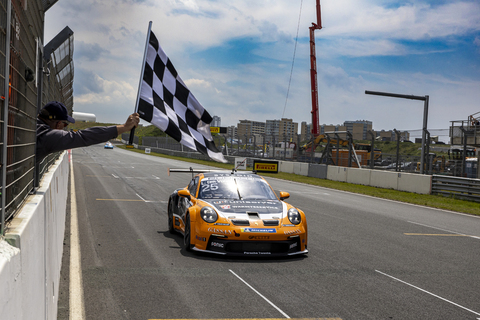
xmin=279 ymin=191 xmax=290 ymax=201
xmin=178 ymin=189 xmax=192 ymax=201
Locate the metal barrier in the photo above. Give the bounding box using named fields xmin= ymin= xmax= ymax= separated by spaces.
xmin=0 ymin=0 xmax=73 ymax=235
xmin=432 ymin=175 xmax=480 ymax=202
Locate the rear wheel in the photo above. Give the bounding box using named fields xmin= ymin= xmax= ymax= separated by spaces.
xmin=184 ymin=214 xmax=192 ymax=251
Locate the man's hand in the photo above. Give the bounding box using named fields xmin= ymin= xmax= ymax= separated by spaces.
xmin=117 ymin=113 xmax=140 ymax=135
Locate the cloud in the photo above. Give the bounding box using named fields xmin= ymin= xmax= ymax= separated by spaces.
xmin=74 ymin=75 xmax=137 ymax=115
xmin=184 ymin=78 xmax=212 ymax=89
xmin=75 ymin=41 xmax=110 ymax=62
xmin=74 ymin=69 xmax=105 ymax=95
xmin=44 ymin=0 xmax=480 ymax=131
xmin=475 ymin=37 xmax=480 ymax=52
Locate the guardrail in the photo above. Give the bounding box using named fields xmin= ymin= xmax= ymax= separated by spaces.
xmin=432 ymin=175 xmax=480 ymax=202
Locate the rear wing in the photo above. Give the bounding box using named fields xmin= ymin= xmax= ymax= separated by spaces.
xmin=168 ymin=168 xmax=233 ymax=179
xmin=168 ymin=167 xmax=256 ymax=179
xmin=168 ymin=168 xmax=220 ymax=175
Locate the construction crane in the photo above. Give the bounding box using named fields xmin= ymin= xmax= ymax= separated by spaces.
xmin=310 ymin=0 xmax=322 ymax=136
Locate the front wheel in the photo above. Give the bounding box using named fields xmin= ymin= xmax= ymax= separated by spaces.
xmin=184 ymin=214 xmax=192 ymax=251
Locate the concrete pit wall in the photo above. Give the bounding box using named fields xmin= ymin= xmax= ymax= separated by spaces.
xmin=0 ymin=152 xmax=69 ymax=320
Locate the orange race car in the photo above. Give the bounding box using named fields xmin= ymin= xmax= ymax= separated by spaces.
xmin=167 ymin=168 xmax=308 ymax=257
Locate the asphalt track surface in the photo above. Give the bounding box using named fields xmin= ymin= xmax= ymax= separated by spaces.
xmin=57 ymin=144 xmax=480 ymax=320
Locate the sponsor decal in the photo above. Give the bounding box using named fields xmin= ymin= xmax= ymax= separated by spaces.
xmin=214 ymin=223 xmax=230 ymax=226
xmin=289 ymin=242 xmax=298 ymax=249
xmin=211 ymin=242 xmax=224 ymax=248
xmin=208 ymin=227 xmax=233 ymax=235
xmin=174 ymin=217 xmax=180 ymax=226
xmin=253 ymin=160 xmax=279 ymax=173
xmin=248 ymin=236 xmax=269 ymax=240
xmin=284 ymin=229 xmax=301 ymax=235
xmin=244 ymin=251 xmax=272 ymax=255
xmin=221 ymin=205 xmax=231 ymax=209
xmin=196 ymin=236 xmax=206 ymax=242
xmin=241 ymin=228 xmax=276 ymax=233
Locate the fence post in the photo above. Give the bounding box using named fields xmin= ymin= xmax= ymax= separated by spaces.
xmin=1 ymin=0 xmax=11 ymax=236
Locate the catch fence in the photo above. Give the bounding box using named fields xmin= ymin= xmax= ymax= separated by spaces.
xmin=0 ymin=0 xmax=72 ymax=235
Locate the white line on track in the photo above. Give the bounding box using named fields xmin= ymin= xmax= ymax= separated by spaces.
xmin=70 ymin=153 xmax=86 ymax=320
xmin=229 ymin=269 xmax=290 ymax=318
xmin=375 ymin=270 xmax=480 ymax=318
xmin=111 ymin=173 xmax=119 ymax=179
xmin=136 ymin=193 xmax=147 ymax=201
xmin=408 ymin=221 xmax=480 ymax=240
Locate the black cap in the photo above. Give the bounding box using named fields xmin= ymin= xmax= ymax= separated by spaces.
xmin=40 ymin=101 xmax=75 ymax=123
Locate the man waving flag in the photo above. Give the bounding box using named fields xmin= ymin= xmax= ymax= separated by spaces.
xmin=134 ymin=22 xmax=226 ymax=163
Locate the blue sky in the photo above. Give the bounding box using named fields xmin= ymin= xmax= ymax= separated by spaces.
xmin=45 ymin=0 xmax=480 ymax=141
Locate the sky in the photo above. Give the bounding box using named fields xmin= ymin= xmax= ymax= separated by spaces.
xmin=44 ymin=0 xmax=480 ymax=141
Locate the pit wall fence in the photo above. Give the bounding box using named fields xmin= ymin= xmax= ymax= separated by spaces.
xmin=0 ymin=152 xmax=69 ymax=320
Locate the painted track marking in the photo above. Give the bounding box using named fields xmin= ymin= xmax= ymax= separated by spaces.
xmin=376 ymin=270 xmax=480 ymax=318
xmin=408 ymin=221 xmax=480 ymax=240
xmin=229 ymin=269 xmax=290 ymax=318
xmin=70 ymin=154 xmax=86 ymax=320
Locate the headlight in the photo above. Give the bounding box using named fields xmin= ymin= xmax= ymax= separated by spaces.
xmin=287 ymin=208 xmax=301 ymax=225
xmin=201 ymin=206 xmax=218 ymax=223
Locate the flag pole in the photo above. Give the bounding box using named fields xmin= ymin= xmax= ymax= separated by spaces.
xmin=128 ymin=21 xmax=153 ymax=145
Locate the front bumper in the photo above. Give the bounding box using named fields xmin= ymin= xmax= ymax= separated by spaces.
xmin=192 ymin=226 xmax=308 ymax=256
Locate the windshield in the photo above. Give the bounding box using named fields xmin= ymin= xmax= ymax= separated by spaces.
xmin=198 ymin=176 xmax=277 ymax=200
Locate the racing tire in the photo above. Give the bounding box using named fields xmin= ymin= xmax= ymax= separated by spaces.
xmin=184 ymin=214 xmax=192 ymax=252
xmin=167 ymin=200 xmax=175 ymax=234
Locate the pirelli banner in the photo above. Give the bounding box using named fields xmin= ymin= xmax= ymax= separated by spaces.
xmin=253 ymin=160 xmax=279 ymax=173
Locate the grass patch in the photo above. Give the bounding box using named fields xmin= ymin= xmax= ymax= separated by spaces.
xmin=116 ymin=145 xmax=479 ymax=216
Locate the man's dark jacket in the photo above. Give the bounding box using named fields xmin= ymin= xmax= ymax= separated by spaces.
xmin=36 ymin=118 xmax=118 ymax=163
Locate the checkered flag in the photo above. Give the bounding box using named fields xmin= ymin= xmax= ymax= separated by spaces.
xmin=137 ymin=30 xmax=226 ymax=163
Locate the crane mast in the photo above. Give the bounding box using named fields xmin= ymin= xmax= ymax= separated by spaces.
xmin=310 ymin=0 xmax=322 ymax=136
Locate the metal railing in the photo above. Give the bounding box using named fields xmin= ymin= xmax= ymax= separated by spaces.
xmin=0 ymin=0 xmax=72 ymax=235
xmin=432 ymin=175 xmax=480 ymax=202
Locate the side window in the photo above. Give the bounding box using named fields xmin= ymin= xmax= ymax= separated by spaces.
xmin=188 ymin=176 xmax=199 ymax=197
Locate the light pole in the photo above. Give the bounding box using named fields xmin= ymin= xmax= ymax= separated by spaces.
xmin=365 ymin=90 xmax=429 ymax=174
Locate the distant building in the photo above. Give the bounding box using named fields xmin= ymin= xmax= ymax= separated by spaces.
xmin=321 ymin=124 xmax=347 ymax=139
xmin=266 ymin=120 xmax=280 ymax=137
xmin=237 ymin=120 xmax=265 ymax=140
xmin=377 ymin=130 xmax=410 ymax=142
xmin=212 ymin=116 xmax=221 ymax=127
xmin=278 ymin=118 xmax=298 ymax=141
xmin=344 ymin=120 xmax=373 ymax=140
xmin=226 ymin=125 xmax=237 ymax=138
xmin=300 ymin=122 xmax=312 ymax=141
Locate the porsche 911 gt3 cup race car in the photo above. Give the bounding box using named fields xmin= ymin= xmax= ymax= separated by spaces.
xmin=167 ymin=169 xmax=308 ymax=257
